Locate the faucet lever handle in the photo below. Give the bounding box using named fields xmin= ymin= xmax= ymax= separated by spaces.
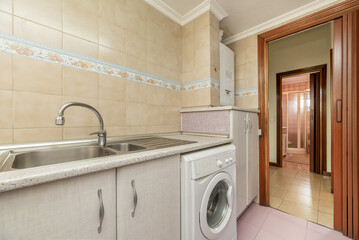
xmin=89 ymin=130 xmax=106 ymax=136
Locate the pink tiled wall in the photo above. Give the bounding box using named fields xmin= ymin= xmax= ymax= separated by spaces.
xmin=181 ymin=111 xmax=230 ymax=135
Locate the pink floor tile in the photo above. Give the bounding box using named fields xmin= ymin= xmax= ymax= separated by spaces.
xmin=255 ymin=229 xmax=285 ymax=240
xmin=307 ymin=222 xmax=351 ymax=240
xmin=270 ymin=208 xmax=307 ymax=227
xmin=237 ymin=220 xmax=260 ymax=240
xmin=261 ymin=210 xmax=307 ymax=240
xmin=239 ymin=203 xmax=272 ymax=228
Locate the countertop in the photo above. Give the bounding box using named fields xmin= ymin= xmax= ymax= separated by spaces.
xmin=181 ymin=106 xmax=260 ymax=113
xmin=0 ymin=133 xmax=232 ymax=193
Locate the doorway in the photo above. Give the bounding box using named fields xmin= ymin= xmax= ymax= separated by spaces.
xmin=258 ymin=1 xmax=359 ymax=237
xmin=276 ymin=65 xmax=327 ymax=175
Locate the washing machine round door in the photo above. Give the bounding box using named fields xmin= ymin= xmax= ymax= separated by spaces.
xmin=200 ymin=172 xmax=234 ymax=239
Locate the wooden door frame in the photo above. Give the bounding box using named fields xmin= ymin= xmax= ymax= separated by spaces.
xmin=275 ymin=65 xmax=327 ymax=173
xmin=257 ymin=0 xmax=359 ymax=237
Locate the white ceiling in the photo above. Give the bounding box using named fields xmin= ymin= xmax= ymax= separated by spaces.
xmin=154 ymin=0 xmax=341 ymax=44
xmin=161 ymin=0 xmax=204 ymax=15
xmin=218 ymin=0 xmax=316 ymax=38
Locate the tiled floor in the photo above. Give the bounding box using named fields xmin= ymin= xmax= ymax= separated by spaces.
xmin=237 ymin=203 xmax=351 ymax=240
xmin=283 ymin=153 xmax=310 ymax=171
xmin=269 ymin=166 xmax=333 ymax=228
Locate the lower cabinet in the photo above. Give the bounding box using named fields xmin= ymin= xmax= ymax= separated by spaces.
xmin=117 ymin=155 xmax=180 ymax=240
xmin=0 ymin=169 xmax=116 ymax=239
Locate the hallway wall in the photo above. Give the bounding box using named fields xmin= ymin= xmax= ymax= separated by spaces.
xmin=268 ymin=22 xmax=332 ymax=172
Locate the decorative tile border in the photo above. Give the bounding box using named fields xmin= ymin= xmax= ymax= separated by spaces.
xmin=235 ymin=88 xmax=258 ymax=97
xmin=182 ymin=78 xmax=220 ymax=91
xmin=0 ymin=32 xmax=183 ymax=91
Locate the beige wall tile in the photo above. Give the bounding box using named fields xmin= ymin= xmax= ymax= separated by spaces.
xmin=147 ymin=105 xmax=165 ymax=125
xmin=245 ymin=46 xmax=258 ymax=62
xmin=0 ymin=90 xmax=12 ymax=129
xmin=0 ymin=0 xmax=12 ymax=13
xmin=235 ymin=50 xmax=245 ymax=66
xmin=13 ymin=92 xmax=62 ymax=128
xmin=99 ymin=19 xmax=126 ymax=52
xmin=127 ymin=55 xmax=147 ymax=73
xmin=99 ymin=100 xmax=126 ymax=127
xmin=195 ymin=25 xmax=210 ymax=50
xmin=99 ymin=75 xmax=126 ymax=102
xmin=13 ymin=0 xmax=62 ymax=30
xmin=146 ymin=85 xmax=166 ymax=106
xmin=107 ymin=126 xmax=126 ymax=137
xmin=194 ymin=12 xmax=209 ymax=31
xmin=63 ymin=126 xmax=98 ymax=140
xmin=63 ymin=0 xmax=98 ymax=43
xmin=0 ymin=53 xmax=12 ymax=90
xmin=13 ymin=56 xmax=63 ymax=95
xmin=126 ymin=8 xmax=147 ymax=39
xmin=63 ymin=67 xmax=98 ymax=98
xmin=195 ymin=47 xmax=211 ymax=69
xmin=210 ymin=89 xmax=220 ymax=106
xmin=126 ymin=0 xmax=148 ymax=15
xmin=182 ymin=22 xmax=194 ymax=38
xmin=0 ymin=11 xmax=12 ymax=34
xmin=99 ymin=46 xmax=126 ymax=66
xmin=125 ymin=126 xmax=147 ymax=136
xmin=63 ymin=34 xmax=99 ymax=59
xmin=126 ymin=80 xmax=148 ymax=104
xmin=14 ymin=17 xmax=62 ymax=48
xmin=181 ymin=88 xmax=211 ymax=108
xmin=126 ymin=32 xmax=147 ymax=61
xmin=98 ymin=0 xmax=126 ymax=29
xmin=209 ymin=12 xmax=219 ymax=31
xmin=62 ymin=96 xmax=99 ymax=127
xmin=235 ymin=96 xmax=258 ymax=109
xmin=126 ymin=102 xmax=149 ymax=126
xmin=0 ymin=129 xmax=13 ymax=144
xmin=14 ymin=128 xmax=62 ymax=143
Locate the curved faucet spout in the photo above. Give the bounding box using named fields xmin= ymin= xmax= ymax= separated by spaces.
xmin=55 ymin=102 xmax=106 ymax=147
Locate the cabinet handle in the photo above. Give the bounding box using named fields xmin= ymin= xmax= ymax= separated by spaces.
xmin=97 ymin=189 xmax=105 ymax=234
xmin=131 ymin=179 xmax=138 ymax=218
xmin=249 ymin=119 xmax=253 ymax=132
xmin=244 ymin=118 xmax=248 ymax=133
xmin=336 ymin=99 xmax=342 ymax=123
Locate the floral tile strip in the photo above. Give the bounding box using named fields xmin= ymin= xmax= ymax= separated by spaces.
xmin=182 ymin=78 xmax=220 ymax=91
xmin=235 ymin=88 xmax=258 ymax=97
xmin=0 ymin=32 xmax=183 ymax=91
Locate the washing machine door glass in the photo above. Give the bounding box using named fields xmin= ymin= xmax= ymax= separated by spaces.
xmin=200 ymin=172 xmax=234 ymax=240
xmin=207 ymin=180 xmax=229 ymax=228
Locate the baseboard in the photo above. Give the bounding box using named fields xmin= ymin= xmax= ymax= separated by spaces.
xmin=269 ymin=162 xmax=281 ymax=167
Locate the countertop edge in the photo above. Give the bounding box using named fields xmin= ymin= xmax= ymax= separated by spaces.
xmin=0 ymin=135 xmax=232 ymax=193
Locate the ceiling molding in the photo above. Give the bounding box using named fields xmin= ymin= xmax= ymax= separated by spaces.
xmin=145 ymin=0 xmax=228 ymax=26
xmin=222 ymin=0 xmax=342 ymax=45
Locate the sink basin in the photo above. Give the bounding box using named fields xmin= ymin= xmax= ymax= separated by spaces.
xmin=107 ymin=143 xmax=146 ymax=152
xmin=11 ymin=146 xmax=115 ymax=169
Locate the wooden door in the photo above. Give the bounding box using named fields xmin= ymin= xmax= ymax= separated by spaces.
xmin=116 ymin=155 xmax=180 ymax=240
xmin=310 ymin=72 xmax=322 ymax=174
xmin=0 ymin=170 xmax=117 ymax=239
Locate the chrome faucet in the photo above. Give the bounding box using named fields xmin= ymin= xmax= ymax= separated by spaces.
xmin=55 ymin=102 xmax=107 ymax=147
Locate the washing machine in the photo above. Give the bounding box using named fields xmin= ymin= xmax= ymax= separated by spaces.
xmin=181 ymin=144 xmax=237 ymax=240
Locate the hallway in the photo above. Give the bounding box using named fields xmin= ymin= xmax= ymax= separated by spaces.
xmin=283 ymin=153 xmax=310 ymax=170
xmin=269 ymin=166 xmax=333 ymax=228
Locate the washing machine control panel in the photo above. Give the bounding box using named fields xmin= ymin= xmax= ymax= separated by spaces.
xmin=191 ymin=148 xmax=236 ymax=180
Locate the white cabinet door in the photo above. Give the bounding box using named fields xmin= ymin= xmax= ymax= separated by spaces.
xmin=231 ymin=111 xmax=248 ymax=217
xmin=247 ymin=113 xmax=259 ymax=204
xmin=117 ymin=155 xmax=180 ymax=240
xmin=0 ymin=170 xmax=116 ymax=239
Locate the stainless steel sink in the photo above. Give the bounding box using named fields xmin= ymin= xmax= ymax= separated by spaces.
xmin=0 ymin=136 xmax=196 ymax=172
xmin=10 ymin=146 xmax=115 ymax=169
xmin=107 ymin=143 xmax=146 ymax=152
